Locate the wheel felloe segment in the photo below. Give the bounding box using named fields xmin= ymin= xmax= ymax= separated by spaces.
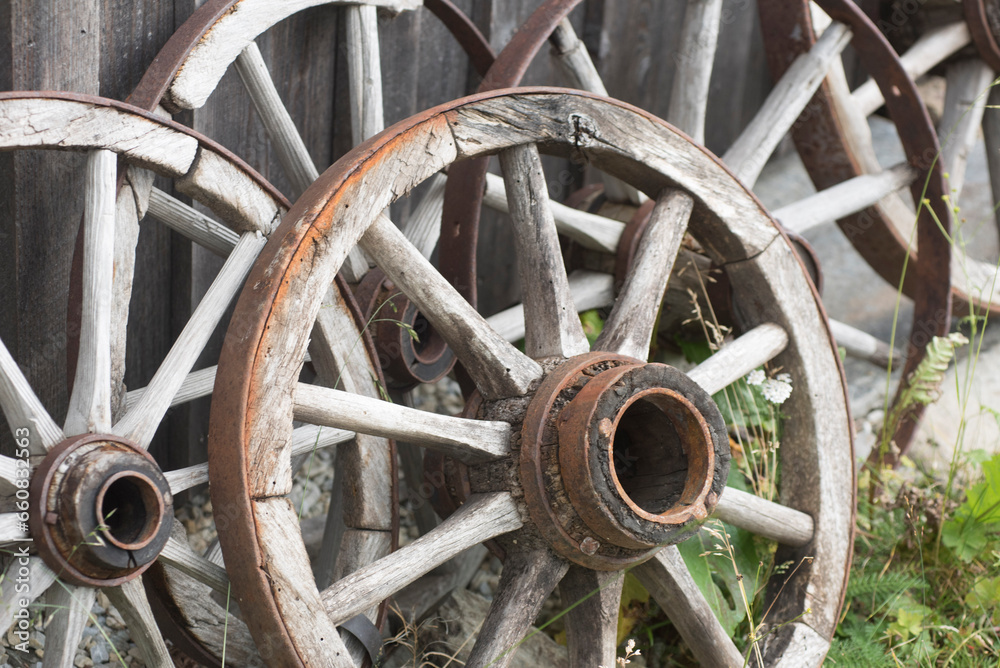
xmin=28 ymin=434 xmax=173 ymax=587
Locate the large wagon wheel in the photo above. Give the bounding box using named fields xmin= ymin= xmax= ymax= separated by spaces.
xmin=62 ymin=1 xmax=495 ymax=660
xmin=0 ymin=92 xmax=386 ymax=667
xmin=764 ymin=0 xmax=998 ymax=320
xmin=210 ymin=89 xmax=854 ymax=667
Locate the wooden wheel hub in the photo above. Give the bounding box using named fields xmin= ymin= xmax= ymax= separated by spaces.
xmin=514 ymin=353 xmax=728 ymax=570
xmin=28 ymin=434 xmax=173 ymax=587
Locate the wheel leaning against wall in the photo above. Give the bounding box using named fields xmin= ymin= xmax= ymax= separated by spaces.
xmin=209 ymin=89 xmax=855 ymax=667
xmin=0 ymin=91 xmax=388 ymax=667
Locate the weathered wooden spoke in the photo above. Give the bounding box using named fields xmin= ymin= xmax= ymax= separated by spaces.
xmin=716 ymin=487 xmax=815 ymax=546
xmin=113 ymin=231 xmax=266 ymax=448
xmin=499 ymin=144 xmax=588 ymax=359
xmin=41 ymin=586 xmax=98 ymax=668
xmin=688 ymin=324 xmax=790 ymax=396
xmin=559 ymin=568 xmax=624 ymax=668
xmin=63 ymin=150 xmax=117 ymax=437
xmin=723 ymin=21 xmax=852 ymax=186
xmin=210 ymin=91 xmax=853 ymax=668
xmin=667 ymin=0 xmax=724 ymax=143
xmin=634 ymin=546 xmax=746 ymax=667
xmin=320 ymin=492 xmax=523 ymax=626
xmin=465 ymin=549 xmax=569 ymax=668
xmin=595 ymin=189 xmax=693 ymax=359
xmin=0 ymin=335 xmax=63 ymax=453
xmin=102 ymin=579 xmax=174 ymax=668
xmin=359 ymin=215 xmax=543 ymax=398
xmin=293 ymin=382 xmax=510 ymax=462
xmin=939 ymin=59 xmax=995 ymax=203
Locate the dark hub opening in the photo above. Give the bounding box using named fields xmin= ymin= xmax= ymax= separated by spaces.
xmin=96 ymin=473 xmax=163 ymax=551
xmin=411 ymin=311 xmax=447 ymax=363
xmin=612 ymin=396 xmax=690 ymax=514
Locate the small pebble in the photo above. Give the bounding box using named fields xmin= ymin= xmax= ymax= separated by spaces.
xmin=90 ymin=641 xmax=110 ymax=664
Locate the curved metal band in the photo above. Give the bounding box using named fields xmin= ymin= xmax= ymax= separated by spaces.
xmin=759 ymin=0 xmax=952 ymax=462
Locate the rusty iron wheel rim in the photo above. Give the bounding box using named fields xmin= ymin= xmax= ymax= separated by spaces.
xmin=209 ymin=89 xmax=854 ymax=666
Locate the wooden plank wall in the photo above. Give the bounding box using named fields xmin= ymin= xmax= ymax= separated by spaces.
xmin=0 ymin=0 xmax=769 ymax=463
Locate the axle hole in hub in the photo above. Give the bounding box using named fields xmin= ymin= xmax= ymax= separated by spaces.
xmin=96 ymin=472 xmax=164 ymax=551
xmin=611 ymin=391 xmax=712 ymax=517
xmin=411 ymin=311 xmax=447 ymax=363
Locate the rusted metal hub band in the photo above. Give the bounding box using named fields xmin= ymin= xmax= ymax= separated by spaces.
xmin=354 ymin=269 xmax=456 ymax=391
xmin=29 ymin=434 xmax=173 ymax=587
xmin=519 ymin=353 xmax=729 ymax=570
xmin=965 ymin=0 xmax=1000 ymax=72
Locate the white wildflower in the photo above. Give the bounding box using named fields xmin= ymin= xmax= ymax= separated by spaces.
xmin=761 ymin=377 xmax=793 ymax=404
xmin=746 ymin=369 xmax=765 ymax=386
xmin=776 ymin=372 xmax=792 ymax=385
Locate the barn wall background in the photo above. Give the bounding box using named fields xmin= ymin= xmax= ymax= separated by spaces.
xmin=0 ymin=0 xmax=771 ymax=465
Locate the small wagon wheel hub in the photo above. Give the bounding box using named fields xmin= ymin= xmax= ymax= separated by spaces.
xmin=432 ymin=352 xmax=730 ymax=571
xmin=28 ymin=434 xmax=173 ymax=588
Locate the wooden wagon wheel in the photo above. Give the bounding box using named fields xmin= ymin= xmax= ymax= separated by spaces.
xmin=0 ymin=91 xmax=386 ymax=668
xmin=764 ymin=0 xmax=998 ymax=319
xmin=209 ymin=89 xmax=854 ymax=667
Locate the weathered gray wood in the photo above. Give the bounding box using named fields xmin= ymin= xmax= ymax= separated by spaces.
xmin=667 ymin=0 xmax=723 ymax=144
xmin=360 ymin=214 xmax=543 ymax=398
xmin=0 ymin=335 xmax=64 ymax=453
xmin=547 ymin=18 xmax=641 ymax=205
xmin=775 ymin=163 xmax=917 ymax=235
xmin=0 ymin=454 xmax=17 ymax=488
xmin=102 ymin=578 xmax=173 ymax=668
xmin=634 ymin=546 xmax=745 ymax=668
xmin=852 ymin=22 xmax=972 ymax=117
xmin=0 ymin=556 xmax=56 ymax=632
xmin=347 ymin=4 xmax=385 ymax=146
xmin=321 ymin=492 xmax=523 ymax=625
xmin=165 ymin=0 xmax=420 ymax=111
xmin=483 ymin=172 xmax=624 ymax=253
xmin=498 ymin=144 xmax=588 ymax=359
xmin=465 ymin=549 xmax=569 ymax=668
xmin=828 ymin=319 xmax=898 ymax=368
xmin=0 ymin=512 xmax=28 ymax=543
xmin=486 ymin=270 xmax=614 ymax=343
xmin=164 ymin=422 xmax=352 ymax=495
xmin=401 ymin=171 xmax=447 ymax=259
xmin=64 ymin=150 xmax=117 ymax=436
xmin=235 ymin=40 xmax=319 ymax=198
xmin=939 ymin=59 xmax=995 ymax=202
xmin=41 ymin=585 xmax=97 ymax=668
xmin=595 ymin=189 xmax=692 ymax=360
xmin=723 ymin=22 xmax=852 ymax=186
xmin=559 ymin=568 xmax=622 ymax=668
xmin=715 ymin=487 xmax=814 ymax=547
xmin=293 ymin=382 xmax=510 ymax=462
xmin=159 ymin=533 xmax=231 ymax=596
xmin=114 ymin=232 xmax=266 ymax=448
xmin=687 ymin=323 xmax=789 ymax=396
xmin=145 ymin=187 xmax=235 ymax=253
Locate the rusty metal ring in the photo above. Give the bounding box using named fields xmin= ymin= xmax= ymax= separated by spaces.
xmin=965 ymin=0 xmax=1000 ymax=72
xmin=760 ymin=0 xmax=952 ymax=463
xmin=28 ymin=434 xmax=173 ymax=588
